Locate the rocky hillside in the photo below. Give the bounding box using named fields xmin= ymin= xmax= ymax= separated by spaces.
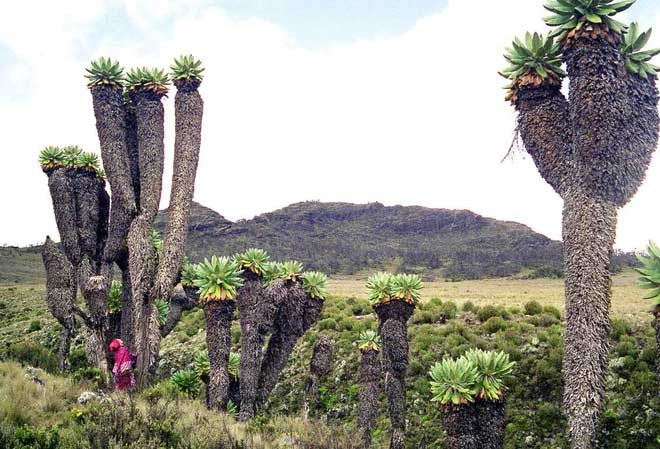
xmin=155 ymin=201 xmax=564 ymax=279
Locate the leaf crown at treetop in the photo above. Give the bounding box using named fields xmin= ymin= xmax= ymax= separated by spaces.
xmin=237 ymin=248 xmax=270 ymax=276
xmin=170 ymin=54 xmax=204 ymax=83
xmin=621 ymin=23 xmax=660 ymax=80
xmin=429 ymin=350 xmax=515 ymax=405
xmin=85 ymin=57 xmax=124 ymax=89
xmin=543 ymin=0 xmax=635 ymax=43
xmin=38 ymin=146 xmax=65 ymax=171
xmin=39 ymin=146 xmax=104 ymax=178
xmin=366 ymin=272 xmax=422 ymax=305
xmin=193 ymin=255 xmax=244 ymax=301
xmin=262 ymin=261 xmax=285 ymax=286
xmin=180 ymin=258 xmax=198 ymax=288
xmin=278 ymin=260 xmax=304 ymax=282
xmin=500 ymin=32 xmax=566 ymax=103
xmin=125 ymin=67 xmax=170 ymax=96
xmin=636 ymin=241 xmax=660 ymax=305
xmin=357 ymin=330 xmax=381 ymax=353
xmin=301 ymin=271 xmax=328 ymax=300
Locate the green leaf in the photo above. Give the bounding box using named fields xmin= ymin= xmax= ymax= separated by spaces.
xmin=585 ymin=13 xmax=603 ymax=23
xmin=609 ymin=0 xmax=636 ymax=13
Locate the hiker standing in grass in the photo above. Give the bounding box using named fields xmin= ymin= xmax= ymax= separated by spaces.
xmin=109 ymin=339 xmax=136 ymax=391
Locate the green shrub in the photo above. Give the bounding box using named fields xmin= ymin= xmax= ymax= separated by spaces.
xmin=7 ymin=342 xmax=58 ymax=373
xmin=477 ymin=305 xmax=509 ymax=322
xmin=67 ymin=349 xmax=89 ymax=372
xmin=318 ymin=318 xmax=337 ymax=331
xmin=482 ymin=316 xmax=508 ymax=333
xmin=0 ymin=424 xmax=62 ymax=449
xmin=462 ymin=301 xmax=477 ymax=313
xmin=438 ymin=301 xmax=458 ymax=320
xmin=611 ymin=318 xmax=632 ymax=340
xmin=72 ymin=367 xmax=103 ymax=384
xmin=28 ymin=320 xmax=42 ymax=332
xmin=524 ymin=300 xmax=543 ymax=316
xmin=542 ymin=305 xmax=561 ymax=320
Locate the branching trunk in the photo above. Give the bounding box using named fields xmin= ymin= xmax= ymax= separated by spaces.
xmin=562 ymin=187 xmax=617 ymax=449
xmin=155 ymin=81 xmax=203 ymax=300
xmin=46 ymin=169 xmax=81 ymax=266
xmin=374 ymin=300 xmax=414 ymax=449
xmin=357 ymin=349 xmax=381 ymax=448
xmin=205 ymin=299 xmax=235 ymax=411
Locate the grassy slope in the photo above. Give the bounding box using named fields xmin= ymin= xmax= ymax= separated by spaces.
xmin=1 ymin=276 xmax=658 ymax=448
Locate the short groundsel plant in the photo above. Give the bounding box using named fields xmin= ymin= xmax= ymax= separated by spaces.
xmin=155 ymin=298 xmax=169 ymax=326
xmin=543 ymin=0 xmax=635 ymax=43
xmin=278 ymin=260 xmax=304 ymax=282
xmin=302 ymin=271 xmax=328 ymax=300
xmin=193 ymin=255 xmax=244 ymax=301
xmin=193 ymin=351 xmax=210 ymax=379
xmin=463 ymin=349 xmax=516 ymax=401
xmin=151 ymin=230 xmax=164 ymax=251
xmin=39 ymin=146 xmax=65 ymax=171
xmin=229 ymin=351 xmax=240 ymax=379
xmin=357 ymin=330 xmax=381 ymax=353
xmin=637 ymin=241 xmax=660 ymax=304
xmin=125 ymin=66 xmax=170 ymax=96
xmin=226 ymin=400 xmax=238 ymax=418
xmin=108 ymin=280 xmax=122 ymax=314
xmin=171 ymin=54 xmax=204 ymax=83
xmin=180 ymin=257 xmax=198 ymax=287
xmin=170 ymin=369 xmax=201 ymax=397
xmin=429 ymin=357 xmax=479 ymax=406
xmin=237 ymin=248 xmax=270 ymax=276
xmin=621 ymin=22 xmax=660 ymax=80
xmin=500 ymin=32 xmax=565 ymax=102
xmin=85 ymin=57 xmax=124 ymax=89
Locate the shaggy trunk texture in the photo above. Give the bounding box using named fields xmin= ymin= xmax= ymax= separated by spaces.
xmin=357 ymin=349 xmax=381 ymax=448
xmin=119 ymin=266 xmax=136 ymax=349
xmin=81 ymin=275 xmax=111 ymax=374
xmin=71 ymin=169 xmax=108 ymax=265
xmin=205 ymin=300 xmax=235 ymax=411
xmin=257 ymin=281 xmax=323 ymax=408
xmin=155 ymin=80 xmax=203 ymax=300
xmin=128 ymin=215 xmax=158 ymax=387
xmin=653 ymin=307 xmax=660 ymax=380
xmin=374 ymin=300 xmax=414 ymax=449
xmin=47 ymin=169 xmax=81 ymax=266
xmin=564 ymin=37 xmax=632 ymax=207
xmin=41 ymin=237 xmax=77 ymax=371
xmin=477 ymin=399 xmax=506 ymax=449
xmin=624 ymin=74 xmax=659 ymax=187
xmin=236 ymin=272 xmax=275 ymax=421
xmin=440 ymin=403 xmax=480 ymax=449
xmin=90 ymin=85 xmax=137 ymax=262
xmin=133 ymin=90 xmax=165 ymax=221
xmin=304 ymin=335 xmax=332 ymax=419
xmin=160 ymin=284 xmax=195 ymax=337
xmin=562 ymin=187 xmax=617 ymax=449
xmin=124 ymin=100 xmax=141 ymax=210
xmin=515 ymin=85 xmax=572 ymax=197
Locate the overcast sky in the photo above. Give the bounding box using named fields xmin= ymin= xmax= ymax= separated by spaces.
xmin=1 ymin=0 xmax=659 ymax=250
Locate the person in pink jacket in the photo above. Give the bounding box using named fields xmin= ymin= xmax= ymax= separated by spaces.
xmin=109 ymin=339 xmax=135 ymax=391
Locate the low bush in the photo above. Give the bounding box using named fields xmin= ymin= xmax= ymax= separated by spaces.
xmin=524 ymin=301 xmax=544 ymax=316
xmin=6 ymin=342 xmax=58 ymax=373
xmin=483 ymin=316 xmax=509 ymax=333
xmin=477 ymin=305 xmax=510 ymax=322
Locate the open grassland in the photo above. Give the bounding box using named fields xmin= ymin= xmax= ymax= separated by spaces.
xmin=328 ymin=270 xmax=647 ymax=320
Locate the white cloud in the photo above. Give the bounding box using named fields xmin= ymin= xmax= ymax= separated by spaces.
xmin=0 ymin=0 xmax=659 ymax=251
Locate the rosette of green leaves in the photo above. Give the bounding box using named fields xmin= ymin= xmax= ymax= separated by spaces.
xmin=229 ymin=351 xmax=240 ymax=379
xmin=621 ymin=23 xmax=660 ymax=79
xmin=108 ymin=280 xmax=122 ymax=314
xmin=193 ymin=351 xmax=210 ymax=379
xmin=637 ymin=241 xmax=660 ymax=305
xmin=180 ymin=258 xmax=198 ymax=287
xmin=76 ymin=152 xmax=101 ymax=173
xmin=155 ymin=298 xmax=169 ymax=326
xmin=357 ymin=330 xmax=381 ymax=352
xmin=125 ymin=66 xmax=170 ymax=96
xmin=151 ymin=230 xmax=163 ymax=251
xmin=237 ymin=248 xmax=270 ymax=276
xmin=391 ymin=273 xmax=423 ymax=305
xmin=62 ymin=146 xmax=83 ymax=168
xmin=279 ymin=260 xmax=304 ymax=282
xmin=543 ymin=0 xmax=634 ymax=39
xmin=463 ymin=349 xmax=515 ymax=401
xmin=302 ymin=271 xmax=328 ymax=300
xmin=227 ymin=400 xmax=238 ymax=418
xmin=366 ymin=272 xmax=393 ymax=305
xmin=170 ymin=55 xmax=204 ymax=82
xmin=262 ymin=261 xmax=284 ymax=286
xmin=500 ymin=32 xmax=565 ymax=89
xmin=39 ymin=146 xmax=65 ymax=170
xmin=429 ymin=357 xmax=479 ymax=405
xmin=85 ymin=57 xmax=124 ymax=89
xmin=193 ymin=255 xmax=244 ymax=301
xmin=170 ymin=369 xmax=201 ymax=397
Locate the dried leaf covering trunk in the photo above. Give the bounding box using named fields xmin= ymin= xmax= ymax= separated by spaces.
xmin=373 ymin=300 xmax=414 ymax=449
xmin=205 ymin=299 xmax=235 ymax=411
xmin=81 ymin=275 xmax=111 ymax=374
xmin=236 ymin=272 xmax=275 ymax=421
xmin=46 ymin=169 xmax=81 ymax=266
xmin=41 ymin=237 xmax=77 ymax=371
xmin=357 ymin=349 xmax=381 ymax=448
xmin=90 ymin=85 xmax=137 ymax=263
xmin=304 ymin=335 xmax=332 ymax=419
xmin=653 ymin=307 xmax=660 ymax=379
xmin=155 ymin=79 xmax=203 ymax=300
xmin=257 ymin=281 xmax=323 ymax=409
xmin=476 ymin=399 xmax=506 ymax=449
xmin=440 ymin=404 xmax=480 ymax=449
xmin=124 ymin=101 xmax=141 ymax=211
xmin=561 ymin=187 xmax=617 ymax=449
xmin=71 ymin=169 xmax=108 ymax=266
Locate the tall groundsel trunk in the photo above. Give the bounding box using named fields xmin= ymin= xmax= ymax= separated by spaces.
xmin=155 ymin=79 xmax=203 ymax=300
xmin=205 ymin=299 xmax=235 ymax=410
xmin=90 ymin=85 xmax=137 ymax=263
xmin=304 ymin=335 xmax=332 ymax=419
xmin=46 ymin=168 xmax=81 ymax=266
xmin=374 ymin=300 xmax=414 ymax=449
xmin=357 ymin=349 xmax=381 ymax=448
xmin=477 ymin=399 xmax=506 ymax=449
xmin=237 ymin=271 xmax=273 ymax=421
xmin=440 ymin=403 xmax=480 ymax=449
xmin=71 ymin=169 xmax=108 ymax=266
xmin=561 ymin=187 xmax=617 ymax=449
xmin=41 ymin=237 xmax=77 ymax=371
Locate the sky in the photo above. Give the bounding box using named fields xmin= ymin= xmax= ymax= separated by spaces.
xmin=1 ymin=0 xmax=659 ymax=250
